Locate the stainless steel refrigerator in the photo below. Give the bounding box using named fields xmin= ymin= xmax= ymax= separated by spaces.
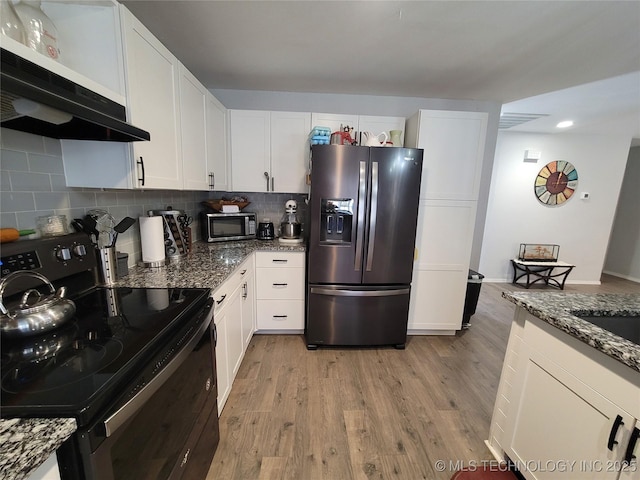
xmin=305 ymin=145 xmax=423 ymax=349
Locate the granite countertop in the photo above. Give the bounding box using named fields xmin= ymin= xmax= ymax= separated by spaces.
xmin=502 ymin=292 xmax=640 ymax=372
xmin=114 ymin=239 xmax=305 ymax=289
xmin=0 ymin=418 xmax=76 ymax=480
xmin=0 ymin=239 xmax=305 ymax=479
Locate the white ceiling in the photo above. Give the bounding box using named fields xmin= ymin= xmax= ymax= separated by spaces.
xmin=121 ymin=0 xmax=640 ymax=141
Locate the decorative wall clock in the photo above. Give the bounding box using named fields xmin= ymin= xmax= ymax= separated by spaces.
xmin=534 ymin=160 xmax=578 ymax=206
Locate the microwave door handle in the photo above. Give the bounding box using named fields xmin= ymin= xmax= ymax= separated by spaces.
xmin=354 ymin=161 xmax=367 ymax=272
xmin=365 ymin=161 xmax=378 ymax=272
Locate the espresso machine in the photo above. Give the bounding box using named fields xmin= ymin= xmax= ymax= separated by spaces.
xmin=279 ymin=200 xmax=303 ymax=244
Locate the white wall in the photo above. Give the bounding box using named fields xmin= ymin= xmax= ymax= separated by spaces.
xmin=604 ymin=146 xmax=640 ymax=282
xmin=479 ymin=131 xmax=631 ymax=284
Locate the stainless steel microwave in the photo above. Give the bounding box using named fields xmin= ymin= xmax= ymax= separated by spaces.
xmin=201 ymin=212 xmax=256 ymax=242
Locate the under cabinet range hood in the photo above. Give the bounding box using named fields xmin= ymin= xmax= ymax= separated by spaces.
xmin=1 ymin=48 xmax=150 ymax=142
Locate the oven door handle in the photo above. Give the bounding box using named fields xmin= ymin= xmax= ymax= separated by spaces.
xmin=102 ymin=301 xmax=214 ymax=437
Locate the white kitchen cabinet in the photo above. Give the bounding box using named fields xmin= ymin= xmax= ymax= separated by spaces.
xmin=120 ymin=5 xmax=182 ymax=189
xmin=405 ymin=109 xmax=488 ymax=333
xmin=405 ymin=110 xmax=487 ymax=201
xmin=206 ymin=93 xmax=230 ymax=191
xmin=211 ymin=256 xmax=255 ymax=412
xmin=229 ymin=110 xmax=310 ymax=193
xmin=179 ymin=64 xmax=208 ymax=191
xmin=62 ymin=5 xmax=182 ymax=190
xmin=357 ymin=115 xmax=406 ymax=145
xmin=2 ymin=1 xmax=126 ymax=101
xmin=255 ymin=251 xmax=305 ymax=332
xmin=310 ymin=113 xmax=359 ymax=137
xmin=26 ymin=453 xmax=60 ymax=480
xmin=270 ymin=111 xmax=311 ymax=193
xmin=240 ymin=256 xmax=256 ymax=350
xmin=489 ymin=309 xmax=640 ymax=480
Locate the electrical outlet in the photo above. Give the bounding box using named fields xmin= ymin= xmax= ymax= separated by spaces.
xmin=580 ymin=192 xmax=590 ymax=199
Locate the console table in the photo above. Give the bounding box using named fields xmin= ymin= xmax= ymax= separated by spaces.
xmin=510 ymin=259 xmax=575 ymax=290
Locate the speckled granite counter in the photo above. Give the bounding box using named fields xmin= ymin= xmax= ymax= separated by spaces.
xmin=114 ymin=239 xmax=305 ymax=289
xmin=502 ymin=292 xmax=640 ymax=372
xmin=0 ymin=239 xmax=304 ymax=479
xmin=0 ymin=418 xmax=76 ymax=480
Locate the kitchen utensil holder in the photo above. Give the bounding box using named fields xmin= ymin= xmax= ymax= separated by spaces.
xmin=97 ymin=247 xmax=118 ymax=285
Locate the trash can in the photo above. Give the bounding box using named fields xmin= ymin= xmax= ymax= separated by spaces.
xmin=462 ymin=269 xmax=484 ymax=328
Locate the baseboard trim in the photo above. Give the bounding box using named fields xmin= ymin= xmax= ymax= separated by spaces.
xmin=602 ymin=270 xmax=640 ymax=284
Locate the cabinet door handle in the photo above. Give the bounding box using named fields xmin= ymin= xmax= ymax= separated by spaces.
xmin=273 ymin=283 xmax=288 ymax=287
xmin=216 ymin=294 xmax=227 ymax=305
xmin=264 ymin=171 xmax=270 ymax=191
xmin=209 ymin=172 xmax=215 ymax=190
xmin=242 ymin=282 xmax=248 ymax=299
xmin=137 ymin=156 xmax=145 ymax=186
xmin=608 ymin=415 xmax=624 ymax=450
xmin=271 ymin=177 xmax=274 ymax=191
xmin=624 ymin=426 xmax=639 ymax=465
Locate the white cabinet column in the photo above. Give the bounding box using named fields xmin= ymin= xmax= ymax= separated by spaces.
xmin=406 ymin=109 xmax=488 ymax=333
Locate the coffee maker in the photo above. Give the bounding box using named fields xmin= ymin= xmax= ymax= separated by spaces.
xmin=279 ymin=200 xmax=303 ymax=244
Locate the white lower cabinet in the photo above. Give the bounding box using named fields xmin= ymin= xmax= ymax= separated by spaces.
xmin=255 ymin=251 xmax=305 ymax=332
xmin=489 ymin=309 xmax=639 ymax=480
xmin=240 ymin=256 xmax=256 ymax=350
xmin=26 ymin=454 xmax=60 ymax=480
xmin=211 ymin=256 xmax=254 ymax=413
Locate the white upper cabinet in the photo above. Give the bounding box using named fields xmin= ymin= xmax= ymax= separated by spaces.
xmin=206 ymin=94 xmax=229 ymax=191
xmin=2 ymin=0 xmax=126 ymax=103
xmin=310 ymin=113 xmax=359 ymax=138
xmin=120 ymin=5 xmax=182 ymax=189
xmin=179 ymin=64 xmax=208 ymax=191
xmin=405 ymin=110 xmax=488 ymax=201
xmin=270 ymin=111 xmax=311 ymax=193
xmin=230 ymin=110 xmax=310 ymax=193
xmin=357 ymin=115 xmax=406 ymax=145
xmin=229 ymin=110 xmax=271 ymax=192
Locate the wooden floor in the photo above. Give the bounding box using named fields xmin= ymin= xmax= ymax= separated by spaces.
xmin=206 ymin=275 xmax=639 ymax=480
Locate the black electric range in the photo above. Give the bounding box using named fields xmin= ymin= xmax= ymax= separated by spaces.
xmin=1 ymin=285 xmax=209 ymax=425
xmin=0 ymin=232 xmax=219 ymax=480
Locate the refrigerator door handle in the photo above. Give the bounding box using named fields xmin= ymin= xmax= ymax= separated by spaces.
xmin=365 ymin=161 xmax=379 ymax=271
xmin=354 ymin=161 xmax=367 ymax=271
xmin=310 ymin=287 xmax=410 ymax=297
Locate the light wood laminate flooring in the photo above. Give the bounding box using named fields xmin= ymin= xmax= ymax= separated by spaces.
xmin=206 ymin=275 xmax=639 ymax=480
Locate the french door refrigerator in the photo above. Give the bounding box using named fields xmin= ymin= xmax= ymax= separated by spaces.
xmin=305 ymin=144 xmax=423 ymax=349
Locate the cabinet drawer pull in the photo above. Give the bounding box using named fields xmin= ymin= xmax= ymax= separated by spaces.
xmin=273 ymin=315 xmax=288 ymax=319
xmin=216 ymin=294 xmax=227 ymax=305
xmin=240 ymin=269 xmax=247 ymax=275
xmin=608 ymin=415 xmax=624 ymax=450
xmin=272 ymin=283 xmax=288 ymax=287
xmin=624 ymin=426 xmax=639 ymax=465
xmin=272 ymin=259 xmax=288 ymax=263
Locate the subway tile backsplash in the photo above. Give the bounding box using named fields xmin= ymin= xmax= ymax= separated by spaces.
xmin=1 ymin=128 xmax=308 ymax=266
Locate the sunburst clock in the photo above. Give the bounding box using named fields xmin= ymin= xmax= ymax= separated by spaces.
xmin=534 ymin=160 xmax=578 ymax=206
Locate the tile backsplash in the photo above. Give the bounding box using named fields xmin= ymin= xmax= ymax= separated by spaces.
xmin=1 ymin=128 xmax=308 ymax=266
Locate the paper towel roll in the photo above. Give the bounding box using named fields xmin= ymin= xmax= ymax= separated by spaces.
xmin=140 ymin=216 xmax=165 ymax=262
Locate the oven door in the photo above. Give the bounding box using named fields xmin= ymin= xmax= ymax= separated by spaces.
xmin=58 ymin=301 xmax=219 ymax=480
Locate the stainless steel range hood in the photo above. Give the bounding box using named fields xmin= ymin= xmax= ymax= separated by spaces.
xmin=1 ymin=48 xmax=150 ymax=142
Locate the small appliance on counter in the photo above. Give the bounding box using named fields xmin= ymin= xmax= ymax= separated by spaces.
xmin=279 ymin=200 xmax=303 ymax=244
xmin=257 ymin=219 xmax=275 ymax=240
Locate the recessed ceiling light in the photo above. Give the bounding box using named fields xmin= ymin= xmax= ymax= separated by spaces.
xmin=556 ymin=120 xmax=574 ymax=129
